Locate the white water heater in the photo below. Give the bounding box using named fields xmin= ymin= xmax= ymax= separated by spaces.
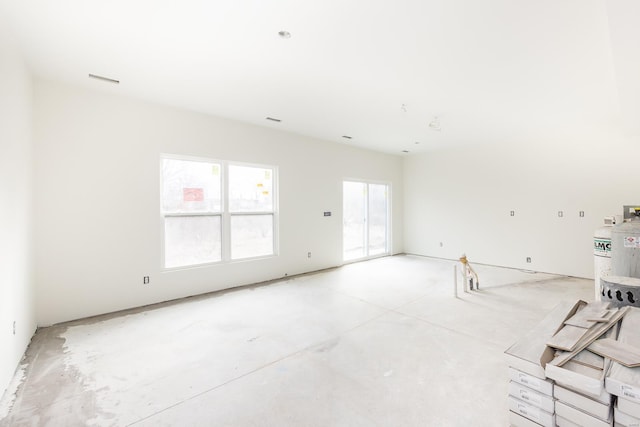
xmin=594 ymin=217 xmax=614 ymax=300
xmin=611 ymin=209 xmax=640 ymax=279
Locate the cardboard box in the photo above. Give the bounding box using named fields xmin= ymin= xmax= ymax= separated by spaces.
xmin=555 ymin=401 xmax=613 ymax=427
xmin=506 ymin=301 xmax=584 ymax=379
xmin=614 ymin=403 xmax=640 ymax=427
xmin=509 ymin=410 xmax=546 ymax=427
xmin=619 ymin=398 xmax=640 ymax=419
xmin=547 ymin=359 xmax=610 ymax=399
xmin=556 ymin=415 xmax=581 ymax=427
xmin=554 ymin=385 xmax=611 ymax=420
xmin=509 ymin=395 xmax=555 ymax=427
xmin=559 ymin=382 xmax=614 ymax=405
xmin=509 ymin=381 xmax=555 ymax=413
xmin=509 ymin=367 xmax=555 ymax=397
xmin=607 ymin=373 xmax=640 ymax=404
xmin=606 ymin=308 xmax=640 ymax=405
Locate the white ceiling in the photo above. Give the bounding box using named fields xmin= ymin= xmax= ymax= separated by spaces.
xmin=2 ymin=0 xmax=638 ymax=154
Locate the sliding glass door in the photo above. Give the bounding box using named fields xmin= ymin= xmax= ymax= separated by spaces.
xmin=343 ymin=181 xmax=389 ymax=261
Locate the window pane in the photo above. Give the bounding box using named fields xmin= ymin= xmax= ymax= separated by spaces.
xmin=162 ymin=158 xmax=221 ymax=213
xmin=164 ymin=216 xmax=221 ymax=268
xmin=231 ymin=215 xmax=273 ymax=259
xmin=343 ymin=181 xmax=366 ymax=260
xmin=229 ymin=165 xmax=273 ymax=212
xmin=368 ymin=184 xmax=388 ymax=256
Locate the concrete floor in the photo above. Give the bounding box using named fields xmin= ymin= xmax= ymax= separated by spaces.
xmin=0 ymin=255 xmax=593 ymax=427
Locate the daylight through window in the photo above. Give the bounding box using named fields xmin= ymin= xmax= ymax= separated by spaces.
xmin=161 ymin=156 xmax=277 ymax=269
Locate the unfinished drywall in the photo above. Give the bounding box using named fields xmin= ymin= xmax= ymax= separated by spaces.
xmin=606 ymin=0 xmax=640 ymax=138
xmin=33 ymin=79 xmax=404 ymax=326
xmin=0 ymin=26 xmax=36 ymax=402
xmin=403 ymin=135 xmax=638 ymax=279
xmin=404 ymin=1 xmax=633 ymax=279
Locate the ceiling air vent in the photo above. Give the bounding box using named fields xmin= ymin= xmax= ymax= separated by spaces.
xmin=88 ymin=74 xmax=119 ymax=84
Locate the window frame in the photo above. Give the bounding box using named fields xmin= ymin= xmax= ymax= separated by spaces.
xmin=160 ymin=154 xmax=279 ymax=270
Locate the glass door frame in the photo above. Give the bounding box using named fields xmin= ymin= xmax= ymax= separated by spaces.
xmin=342 ymin=179 xmax=392 ymax=263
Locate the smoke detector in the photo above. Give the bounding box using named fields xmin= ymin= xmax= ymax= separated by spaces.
xmin=429 ymin=116 xmax=441 ymax=131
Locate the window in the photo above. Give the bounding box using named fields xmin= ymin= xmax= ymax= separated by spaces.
xmin=161 ymin=156 xmax=277 ymax=269
xmin=228 ymin=165 xmax=274 ymax=260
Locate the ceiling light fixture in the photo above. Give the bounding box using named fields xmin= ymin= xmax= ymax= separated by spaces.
xmin=278 ymin=30 xmax=291 ymax=39
xmin=266 ymin=117 xmax=282 ymax=122
xmin=88 ymin=73 xmax=119 ymax=84
xmin=429 ymin=116 xmax=441 ymax=131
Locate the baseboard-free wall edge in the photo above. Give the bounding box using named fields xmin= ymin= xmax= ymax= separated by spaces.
xmin=403 ymin=252 xmax=589 ymax=280
xmin=40 ymin=254 xmax=407 ymax=329
xmin=0 ymin=323 xmax=38 ymax=414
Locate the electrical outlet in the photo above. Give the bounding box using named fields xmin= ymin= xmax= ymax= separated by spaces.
xmin=558 ymin=211 xmax=563 ymax=218
xmin=579 ymin=211 xmax=585 ymax=217
xmin=307 ymin=252 xmax=311 ymax=258
xmin=510 ymin=211 xmax=515 ymax=217
xmin=526 ymin=257 xmax=531 ymax=263
xmin=13 ymin=321 xmax=16 ymax=335
xmin=439 ymin=242 xmax=443 ymax=247
xmin=143 ymin=276 xmax=150 ymax=285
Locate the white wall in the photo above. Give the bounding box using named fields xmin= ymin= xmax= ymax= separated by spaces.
xmin=403 ymin=135 xmax=638 ymax=279
xmin=33 ymin=79 xmax=404 ymax=326
xmin=0 ymin=27 xmax=36 ymax=398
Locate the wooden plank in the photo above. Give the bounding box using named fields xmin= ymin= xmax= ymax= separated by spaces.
xmin=606 ymin=308 xmax=640 ymax=401
xmin=571 ymin=349 xmax=604 ymax=370
xmin=586 ymin=310 xmax=613 ymax=323
xmin=547 ymin=324 xmax=591 ymax=352
xmin=550 ymin=306 xmax=628 ymax=367
xmin=505 ymin=300 xmax=584 ymax=377
xmin=589 ymin=338 xmax=640 ymax=368
xmin=564 ymin=301 xmax=610 ymax=328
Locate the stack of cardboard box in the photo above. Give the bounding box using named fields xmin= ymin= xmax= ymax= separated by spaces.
xmin=506 ymin=301 xmax=640 ymax=427
xmin=545 ymin=301 xmax=618 ymax=427
xmin=505 ymin=301 xmax=583 ymax=427
xmin=604 ymin=308 xmax=640 ymax=427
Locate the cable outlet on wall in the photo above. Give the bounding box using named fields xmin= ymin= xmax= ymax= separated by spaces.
xmin=143 ymin=276 xmax=150 ymax=285
xmin=526 ymin=257 xmax=531 ymax=263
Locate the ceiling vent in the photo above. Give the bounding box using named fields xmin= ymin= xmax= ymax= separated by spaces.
xmin=88 ymin=74 xmax=119 ymax=84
